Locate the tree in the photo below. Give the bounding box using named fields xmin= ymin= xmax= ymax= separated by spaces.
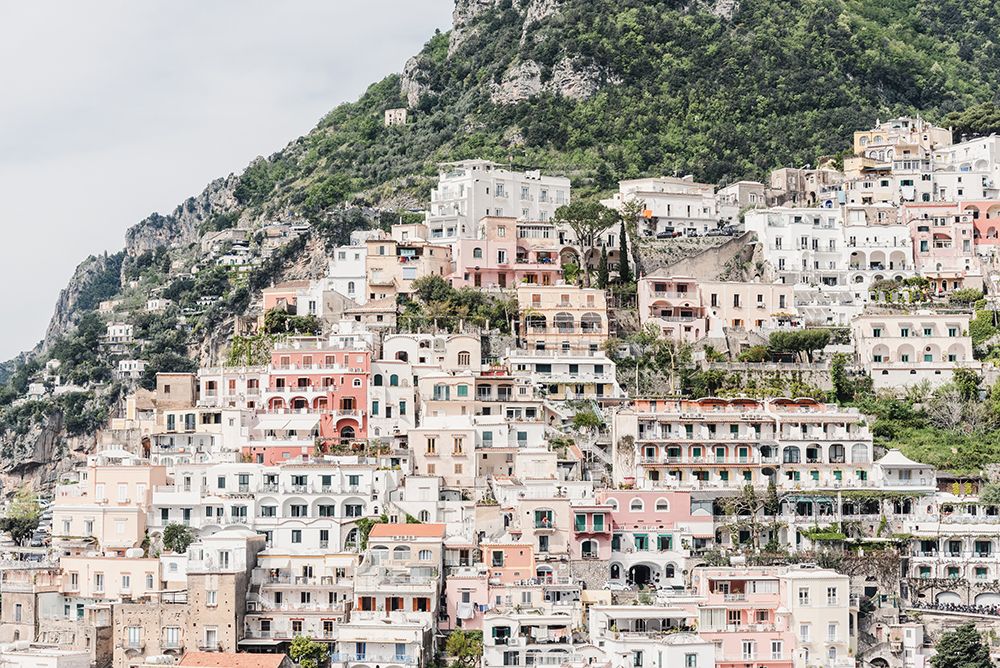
xmin=554 ymin=200 xmax=618 ymax=287
xmin=162 ymin=523 xmax=194 ymax=554
xmin=0 ymin=487 xmax=40 ymax=546
xmin=620 ymin=198 xmax=646 ymax=278
xmin=953 ymin=368 xmax=980 ymax=402
xmin=263 ymin=309 xmax=322 ymax=336
xmin=617 ymin=222 xmax=632 ymax=284
xmin=289 ymin=635 xmax=329 ymax=668
xmin=596 ymin=245 xmax=609 ymax=289
xmin=572 ymin=409 xmax=603 ymax=430
xmin=767 ymin=329 xmax=830 ymax=362
xmin=830 ymin=353 xmax=852 ymax=403
xmin=725 ymin=483 xmax=767 ymax=551
xmin=445 ymin=630 xmax=483 ymax=668
xmin=764 ymin=479 xmax=781 ymax=516
xmin=931 ymin=624 xmax=992 ymax=668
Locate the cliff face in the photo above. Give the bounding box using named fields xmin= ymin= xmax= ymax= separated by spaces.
xmin=42 ymin=252 xmax=123 ymax=351
xmin=124 ymin=175 xmax=241 ymax=256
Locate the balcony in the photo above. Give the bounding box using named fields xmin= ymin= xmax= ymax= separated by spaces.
xmin=330 ymin=653 xmax=417 ymax=666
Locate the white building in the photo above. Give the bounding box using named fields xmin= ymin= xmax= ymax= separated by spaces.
xmin=327 ymin=243 xmax=368 ymax=305
xmin=427 ymin=160 xmax=570 ymax=241
xmin=602 ymin=176 xmax=719 ymax=236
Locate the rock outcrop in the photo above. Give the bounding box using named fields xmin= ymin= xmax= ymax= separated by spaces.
xmin=449 ymin=0 xmax=500 ymax=55
xmin=401 ymin=55 xmax=432 ymax=108
xmin=490 ymin=57 xmax=608 ymax=105
xmin=490 ymin=60 xmax=543 ymax=105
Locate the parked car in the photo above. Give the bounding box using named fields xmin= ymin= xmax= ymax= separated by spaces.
xmin=655 ymin=231 xmax=674 ymax=239
xmin=603 ymin=581 xmax=635 ymax=591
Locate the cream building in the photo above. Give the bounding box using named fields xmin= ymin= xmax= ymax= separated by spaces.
xmin=851 ymin=309 xmax=978 ymax=388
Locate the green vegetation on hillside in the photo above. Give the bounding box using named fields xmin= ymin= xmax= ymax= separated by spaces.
xmin=234 ymin=0 xmax=1000 ymax=219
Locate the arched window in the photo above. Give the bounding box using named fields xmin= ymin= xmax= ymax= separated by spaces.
xmin=393 ymin=546 xmax=411 ymax=560
xmin=473 ymin=247 xmax=483 ymax=259
xmin=347 ymin=281 xmax=355 ymax=295
xmin=418 ymin=549 xmax=432 ymax=561
xmin=352 ymin=378 xmax=362 ymax=387
xmin=457 ymin=351 xmax=471 ymax=366
xmin=655 ymin=498 xmax=669 ymax=512
xmin=390 ymin=374 xmax=399 ymax=387
xmin=630 ymin=498 xmax=644 ymax=512
xmin=418 ymin=510 xmax=431 ymax=522
xmin=607 ymin=499 xmax=619 ymax=511
xmin=373 ymin=374 xmax=383 ymax=386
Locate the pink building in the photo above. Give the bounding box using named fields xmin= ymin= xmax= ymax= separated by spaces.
xmin=450 ymin=217 xmax=562 ymax=289
xmin=636 ymin=275 xmax=706 ymax=342
xmin=598 ymin=489 xmax=714 ymax=589
xmin=442 ymin=568 xmax=489 ymax=631
xmin=963 ymin=200 xmax=1000 ymax=246
xmin=569 ymin=501 xmax=613 ymax=561
xmin=244 ymin=338 xmax=370 ymax=464
xmin=687 ymin=567 xmax=794 ymax=668
xmin=904 ymin=202 xmax=982 ymax=293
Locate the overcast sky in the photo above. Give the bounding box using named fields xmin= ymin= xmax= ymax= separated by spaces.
xmin=0 ymin=0 xmax=453 ymax=360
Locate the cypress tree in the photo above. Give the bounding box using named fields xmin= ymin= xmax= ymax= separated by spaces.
xmin=596 ymin=245 xmax=609 ymax=288
xmin=618 ymin=224 xmax=632 ymax=283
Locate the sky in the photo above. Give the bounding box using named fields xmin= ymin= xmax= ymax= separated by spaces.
xmin=0 ymin=0 xmax=453 ymax=360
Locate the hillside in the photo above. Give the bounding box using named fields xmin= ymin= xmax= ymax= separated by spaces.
xmin=2 ymin=0 xmax=1000 ymax=486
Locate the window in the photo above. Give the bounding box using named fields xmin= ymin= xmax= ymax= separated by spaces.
xmin=798 ymin=587 xmax=810 ymax=606
xmin=145 ymin=573 xmax=154 ymax=590
xmin=458 ymin=351 xmax=471 ymax=366
xmin=164 ymin=627 xmax=180 ymax=648
xmin=827 ymin=622 xmax=838 ymax=642
xmin=292 ymin=530 xmax=302 ymax=543
xmin=419 ymin=549 xmax=432 ymax=561
xmin=206 ymin=590 xmax=218 ymax=606
xmin=771 ymin=640 xmax=783 ymax=660
xmin=629 ymin=498 xmax=644 ymax=512
xmin=126 ymin=626 xmax=142 ymax=648
xmin=799 ymin=624 xmax=810 ymax=642
xmin=684 ymin=654 xmax=697 ymax=668
xmin=94 ymin=573 xmax=104 ymax=592
xmin=826 ymin=586 xmax=838 ymax=606
xmin=655 ymin=498 xmax=669 ymax=512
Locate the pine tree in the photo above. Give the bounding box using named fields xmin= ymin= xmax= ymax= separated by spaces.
xmin=931 ymin=624 xmax=992 ymax=668
xmin=617 ymin=224 xmax=632 ymax=284
xmin=596 ymin=245 xmax=609 ymax=289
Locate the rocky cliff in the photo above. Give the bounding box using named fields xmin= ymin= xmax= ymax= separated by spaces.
xmin=124 ymin=175 xmax=241 ymax=256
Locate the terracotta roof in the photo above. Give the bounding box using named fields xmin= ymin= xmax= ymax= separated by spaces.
xmin=179 ymin=653 xmax=285 ymax=668
xmin=369 ymin=523 xmax=446 ymax=538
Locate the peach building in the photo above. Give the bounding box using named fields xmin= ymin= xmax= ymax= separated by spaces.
xmin=517 ymin=284 xmax=608 ymax=352
xmin=53 ymin=450 xmax=167 ymax=557
xmin=701 ymin=280 xmax=796 ymax=335
xmin=354 ymin=523 xmax=446 ymax=616
xmin=483 ymin=540 xmax=536 ymax=585
xmin=450 ymin=217 xmax=562 ymax=289
xmin=365 ymin=227 xmax=453 ymax=301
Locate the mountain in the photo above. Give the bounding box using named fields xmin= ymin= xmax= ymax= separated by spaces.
xmin=2 ymin=0 xmax=1000 ymax=485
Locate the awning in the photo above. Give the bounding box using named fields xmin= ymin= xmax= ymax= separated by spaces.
xmin=239 ymin=638 xmax=283 ymax=646
xmin=284 ymin=415 xmax=320 ymax=431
